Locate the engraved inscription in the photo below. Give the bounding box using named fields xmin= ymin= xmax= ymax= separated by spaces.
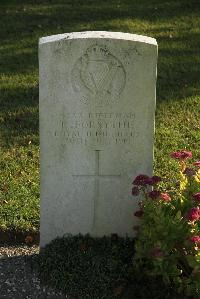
xmin=55 ymin=112 xmax=135 ymax=146
xmin=71 ymin=45 xmax=126 ymax=106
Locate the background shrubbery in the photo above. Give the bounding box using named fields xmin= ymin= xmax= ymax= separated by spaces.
xmin=37 ymin=234 xmax=188 ymax=299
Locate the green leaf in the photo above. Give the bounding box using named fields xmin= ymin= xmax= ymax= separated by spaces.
xmin=175 ymin=210 xmax=182 ymax=220
xmin=186 ymin=255 xmax=200 ymax=269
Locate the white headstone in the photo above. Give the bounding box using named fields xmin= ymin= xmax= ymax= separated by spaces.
xmin=39 ymin=31 xmax=157 ymax=247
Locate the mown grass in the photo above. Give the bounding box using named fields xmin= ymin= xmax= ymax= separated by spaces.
xmin=0 ymin=0 xmax=200 ymax=234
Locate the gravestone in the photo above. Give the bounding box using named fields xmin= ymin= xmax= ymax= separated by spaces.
xmin=39 ymin=31 xmax=157 ymax=247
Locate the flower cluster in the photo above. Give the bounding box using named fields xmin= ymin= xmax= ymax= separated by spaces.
xmin=132 ymin=174 xmax=161 ymax=187
xmin=170 ymin=150 xmax=192 ymax=161
xmin=191 ymin=236 xmax=200 ymax=243
xmin=132 ymin=173 xmax=171 ymax=207
xmin=193 ymin=193 xmax=200 ymax=202
xmin=132 ymin=150 xmax=200 ymax=295
xmin=187 ymin=207 xmax=200 ymax=222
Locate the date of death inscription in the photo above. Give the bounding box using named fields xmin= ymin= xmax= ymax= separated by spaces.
xmin=55 ymin=112 xmax=136 ymax=145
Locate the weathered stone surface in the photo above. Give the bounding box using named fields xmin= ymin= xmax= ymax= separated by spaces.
xmin=39 ymin=31 xmax=157 ymax=247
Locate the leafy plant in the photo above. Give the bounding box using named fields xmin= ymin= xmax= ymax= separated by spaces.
xmin=36 ymin=234 xmax=186 ymax=298
xmin=37 ymin=234 xmax=134 ymax=299
xmin=132 ymin=150 xmax=200 ymax=296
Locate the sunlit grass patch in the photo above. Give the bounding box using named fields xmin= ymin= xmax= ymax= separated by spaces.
xmin=0 ymin=0 xmax=199 ymax=236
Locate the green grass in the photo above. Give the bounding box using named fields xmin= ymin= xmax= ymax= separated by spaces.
xmin=0 ymin=0 xmax=200 ymax=234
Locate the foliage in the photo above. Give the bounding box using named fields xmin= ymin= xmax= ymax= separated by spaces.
xmin=0 ymin=0 xmax=200 ymax=235
xmin=133 ymin=151 xmax=200 ymax=296
xmin=36 ymin=234 xmax=187 ymax=299
xmin=37 ymin=234 xmax=134 ymax=299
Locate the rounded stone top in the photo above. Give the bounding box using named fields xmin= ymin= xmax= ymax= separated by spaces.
xmin=39 ymin=31 xmax=157 ymax=46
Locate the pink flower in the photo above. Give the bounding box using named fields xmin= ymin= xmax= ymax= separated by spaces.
xmin=193 ymin=193 xmax=200 ymax=202
xmin=190 ymin=236 xmax=200 ymax=243
xmin=148 ymin=175 xmax=162 ymax=185
xmin=187 ymin=207 xmax=200 ymax=222
xmin=134 ymin=210 xmax=144 ymax=218
xmin=170 ymin=150 xmax=192 ymax=161
xmin=183 ymin=167 xmax=196 ymax=177
xmin=148 ymin=190 xmax=161 ymax=199
xmin=132 ymin=174 xmax=150 ymax=186
xmin=194 ymin=161 xmax=200 ymax=167
xmin=151 ymin=247 xmax=164 ymax=258
xmin=132 ymin=186 xmax=140 ymax=196
xmin=160 ymin=192 xmax=171 ymax=201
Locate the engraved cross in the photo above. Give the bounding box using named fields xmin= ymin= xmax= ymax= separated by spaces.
xmin=73 ymin=150 xmax=121 ymax=229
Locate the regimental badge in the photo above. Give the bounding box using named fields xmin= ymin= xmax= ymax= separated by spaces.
xmin=71 ymin=44 xmax=126 ymax=107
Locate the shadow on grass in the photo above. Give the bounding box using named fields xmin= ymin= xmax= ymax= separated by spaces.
xmin=0 ymin=51 xmax=38 ymax=75
xmin=0 ymin=230 xmax=39 ymax=245
xmin=0 ymin=85 xmax=39 ymax=147
xmin=0 ymin=0 xmax=199 ymax=147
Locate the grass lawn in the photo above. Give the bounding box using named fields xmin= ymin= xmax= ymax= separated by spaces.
xmin=1 ymin=0 xmax=199 ymax=235
xmin=0 ymin=0 xmax=199 ymax=234
xmin=0 ymin=0 xmax=200 ymax=297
